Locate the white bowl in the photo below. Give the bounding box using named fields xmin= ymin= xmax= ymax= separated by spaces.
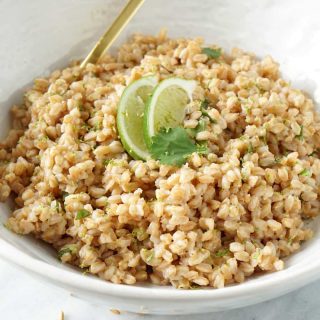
xmin=1 ymin=0 xmax=320 ymax=315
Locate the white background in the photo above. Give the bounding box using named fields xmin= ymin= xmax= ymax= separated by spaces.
xmin=1 ymin=258 xmax=319 ymax=320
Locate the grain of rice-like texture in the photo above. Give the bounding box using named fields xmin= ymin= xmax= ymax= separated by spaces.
xmin=1 ymin=30 xmax=320 ymax=289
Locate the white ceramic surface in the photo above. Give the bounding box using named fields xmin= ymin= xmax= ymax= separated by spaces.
xmin=1 ymin=258 xmax=320 ymax=320
xmin=0 ymin=0 xmax=320 ymax=315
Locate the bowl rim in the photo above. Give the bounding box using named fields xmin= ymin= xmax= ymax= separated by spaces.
xmin=1 ymin=237 xmax=320 ymax=300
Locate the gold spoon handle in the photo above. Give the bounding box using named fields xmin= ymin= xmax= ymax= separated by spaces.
xmin=80 ymin=0 xmax=145 ymax=68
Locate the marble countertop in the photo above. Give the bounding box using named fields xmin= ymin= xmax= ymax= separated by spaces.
xmin=0 ymin=258 xmax=319 ymax=320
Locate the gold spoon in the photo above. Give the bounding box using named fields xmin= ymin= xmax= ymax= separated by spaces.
xmin=80 ymin=0 xmax=145 ymax=68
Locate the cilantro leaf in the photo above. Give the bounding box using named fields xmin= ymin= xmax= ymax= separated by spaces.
xmin=299 ymin=168 xmax=311 ymax=177
xmin=196 ymin=143 xmax=209 ymax=155
xmin=215 ymin=248 xmax=230 ymax=257
xmin=76 ymin=209 xmax=91 ymax=220
xmin=295 ymin=125 xmax=304 ymax=141
xmin=202 ymin=47 xmax=222 ymax=59
xmin=58 ymin=244 xmax=78 ymax=260
xmin=150 ymin=127 xmax=208 ymax=166
xmin=200 ymin=99 xmax=209 ymax=110
xmin=247 ymin=142 xmax=255 ymax=154
xmin=200 ymin=99 xmax=216 ymax=124
xmin=195 ymin=119 xmax=207 ymax=134
xmin=103 ymin=159 xmax=111 ymax=166
xmin=274 ymin=155 xmax=283 ymax=163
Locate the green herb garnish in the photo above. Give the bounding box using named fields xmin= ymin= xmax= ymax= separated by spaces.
xmin=81 ymin=123 xmax=90 ymax=130
xmin=252 ymin=250 xmax=261 ymax=260
xmin=200 ymin=99 xmax=216 ymax=124
xmin=190 ymin=284 xmax=201 ymax=290
xmin=76 ymin=209 xmax=91 ymax=220
xmin=141 ymin=248 xmax=155 ymax=265
xmin=202 ymin=47 xmax=222 ymax=59
xmin=215 ymin=248 xmax=230 ymax=257
xmin=299 ymin=168 xmax=311 ymax=177
xmin=39 ymin=135 xmax=49 ymax=142
xmin=53 ymin=200 xmax=61 ymax=212
xmin=58 ymin=244 xmax=78 ymax=260
xmin=195 ymin=119 xmax=207 ymax=133
xmin=274 ymin=155 xmax=283 ymax=163
xmin=132 ymin=228 xmax=148 ymax=241
xmin=247 ymin=142 xmax=255 ymax=154
xmin=295 ymin=125 xmax=304 ymax=141
xmin=103 ymin=159 xmax=111 ymax=166
xmin=200 ymin=99 xmax=209 ymax=110
xmin=187 ymin=119 xmax=207 ymax=138
xmin=244 ymin=105 xmax=252 ymax=114
xmin=150 ymin=127 xmax=208 ymax=167
xmin=104 ymin=159 xmax=126 ymax=167
xmin=259 ymin=135 xmax=267 ymax=145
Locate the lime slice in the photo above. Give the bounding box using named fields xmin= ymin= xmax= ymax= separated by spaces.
xmin=143 ymin=77 xmax=197 ymax=148
xmin=117 ymin=76 xmax=158 ymax=160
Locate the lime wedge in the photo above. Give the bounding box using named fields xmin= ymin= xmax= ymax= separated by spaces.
xmin=117 ymin=76 xmax=158 ymax=160
xmin=143 ymin=77 xmax=197 ymax=148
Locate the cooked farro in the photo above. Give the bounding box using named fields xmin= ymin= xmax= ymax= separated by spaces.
xmin=1 ymin=30 xmax=320 ymax=289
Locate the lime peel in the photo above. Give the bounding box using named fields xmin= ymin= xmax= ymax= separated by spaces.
xmin=117 ymin=76 xmax=158 ymax=160
xmin=143 ymin=77 xmax=197 ymax=148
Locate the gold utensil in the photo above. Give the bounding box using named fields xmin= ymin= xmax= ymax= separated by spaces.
xmin=80 ymin=0 xmax=145 ymax=68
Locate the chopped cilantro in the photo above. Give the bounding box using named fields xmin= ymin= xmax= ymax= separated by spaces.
xmin=103 ymin=159 xmax=111 ymax=166
xmin=295 ymin=125 xmax=304 ymax=141
xmin=53 ymin=200 xmax=61 ymax=212
xmin=150 ymin=127 xmax=208 ymax=167
xmin=104 ymin=159 xmax=126 ymax=167
xmin=190 ymin=284 xmax=201 ymax=290
xmin=89 ymin=123 xmax=102 ymax=132
xmin=200 ymin=99 xmax=216 ymax=124
xmin=141 ymin=248 xmax=155 ymax=265
xmin=195 ymin=119 xmax=207 ymax=133
xmin=288 ymin=236 xmax=296 ymax=245
xmin=81 ymin=123 xmax=90 ymax=130
xmin=3 ymin=222 xmax=11 ymax=231
xmin=215 ymin=248 xmax=230 ymax=257
xmin=202 ymin=47 xmax=222 ymax=59
xmin=241 ymin=172 xmax=248 ymax=182
xmin=132 ymin=228 xmax=148 ymax=241
xmin=76 ymin=209 xmax=91 ymax=220
xmin=299 ymin=168 xmax=311 ymax=177
xmin=252 ymin=249 xmax=261 ymax=260
xmin=58 ymin=244 xmax=78 ymax=260
xmin=244 ymin=105 xmax=252 ymax=114
xmin=145 ymin=251 xmax=154 ymax=263
xmin=274 ymin=155 xmax=283 ymax=163
xmin=39 ymin=135 xmax=49 ymax=142
xmin=200 ymin=99 xmax=209 ymax=110
xmin=259 ymin=135 xmax=267 ymax=145
xmin=247 ymin=142 xmax=255 ymax=154
xmin=82 ymin=268 xmax=90 ymax=276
